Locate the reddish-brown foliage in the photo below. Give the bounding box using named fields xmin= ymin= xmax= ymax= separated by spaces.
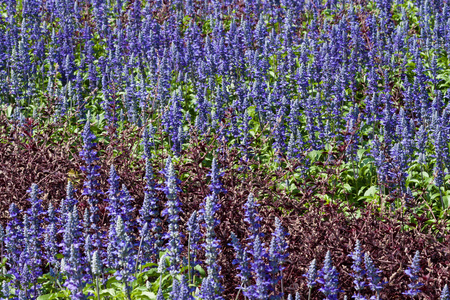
xmin=1 ymin=111 xmax=449 ymax=299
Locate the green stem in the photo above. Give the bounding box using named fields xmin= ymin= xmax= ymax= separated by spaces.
xmin=135 ymin=233 xmax=145 ymax=278
xmin=123 ymin=280 xmax=131 ymax=300
xmin=234 ymin=285 xmax=243 ymax=300
xmin=95 ymin=276 xmax=101 ymax=300
xmin=280 ymin=270 xmax=284 ymax=298
xmin=187 ymin=232 xmax=192 ymax=285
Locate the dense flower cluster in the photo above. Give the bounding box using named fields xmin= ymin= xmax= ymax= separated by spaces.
xmin=3 ymin=0 xmax=450 ymax=204
xmin=2 ymin=0 xmax=450 ymax=297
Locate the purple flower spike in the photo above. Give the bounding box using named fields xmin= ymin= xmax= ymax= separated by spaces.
xmin=161 ymin=157 xmax=183 ymax=276
xmin=349 ymin=240 xmax=367 ymax=300
xmin=79 ymin=113 xmax=102 ymax=247
xmin=403 ymin=251 xmax=423 ymax=298
xmin=317 ymin=251 xmax=342 ymax=300
xmin=364 ymin=252 xmax=386 ymax=299
xmin=303 ymin=259 xmax=318 ymax=289
xmin=441 ymin=284 xmax=449 ymax=300
xmin=243 ymin=193 xmax=263 ymax=242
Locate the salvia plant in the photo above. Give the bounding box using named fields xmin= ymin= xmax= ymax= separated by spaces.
xmin=1 ymin=0 xmax=450 ymax=297
xmin=403 ymin=250 xmax=424 ymax=298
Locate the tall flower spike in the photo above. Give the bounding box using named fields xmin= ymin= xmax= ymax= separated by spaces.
xmin=0 ymin=224 xmax=4 ymax=254
xmin=45 ymin=203 xmax=58 ymax=267
xmin=157 ymin=254 xmax=167 ymax=275
xmin=317 ymin=251 xmax=342 ymax=300
xmin=348 ymin=240 xmax=366 ymax=299
xmin=209 ymin=158 xmax=225 ymax=196
xmin=303 ymin=259 xmax=318 ymax=289
xmin=364 ymin=252 xmax=386 ymax=298
xmin=141 ymin=123 xmax=155 ymax=160
xmin=268 ymin=217 xmax=289 ymax=299
xmin=198 ymin=274 xmax=219 ymax=300
xmin=62 ymin=206 xmax=81 ymax=258
xmin=186 ymin=210 xmax=202 ymax=267
xmin=25 ymin=183 xmax=44 ymax=292
xmin=245 ymin=235 xmax=270 ymax=300
xmin=5 ymin=203 xmax=23 ymax=279
xmin=229 ymin=231 xmax=251 ymax=290
xmin=106 ymin=165 xmax=121 ymax=222
xmin=161 ymin=157 xmax=182 ymax=276
xmin=2 ymin=281 xmax=10 ymax=299
xmin=177 ymin=276 xmax=192 ymax=299
xmin=157 ymin=287 xmax=165 ymax=300
xmin=79 ymin=112 xmax=102 ymax=247
xmin=243 ymin=193 xmax=263 ymax=243
xmin=139 ymin=140 xmax=163 ymax=259
xmin=441 ymin=284 xmax=449 ymax=300
xmin=114 ymin=216 xmax=135 ymax=282
xmin=61 ymin=180 xmax=78 ymax=219
xmin=199 ymin=195 xmax=223 ymax=299
xmin=64 ymin=244 xmax=86 ymax=300
xmin=119 ymin=184 xmax=135 ymax=229
xmin=403 ymin=250 xmax=423 ymax=298
xmin=91 ymin=250 xmax=102 ymax=277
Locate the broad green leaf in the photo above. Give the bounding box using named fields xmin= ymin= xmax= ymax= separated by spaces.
xmin=364 ymin=186 xmax=378 ymax=197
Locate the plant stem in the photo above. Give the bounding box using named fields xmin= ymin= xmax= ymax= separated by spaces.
xmin=123 ymin=280 xmax=131 ymax=300
xmin=135 ymin=233 xmax=145 ymax=278
xmin=187 ymin=232 xmax=192 ymax=285
xmin=280 ymin=270 xmax=284 ymax=297
xmin=95 ymin=276 xmax=101 ymax=300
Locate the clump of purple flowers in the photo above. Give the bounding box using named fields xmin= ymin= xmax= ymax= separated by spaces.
xmin=79 ymin=113 xmax=102 ymax=248
xmin=349 ymin=240 xmax=367 ymax=300
xmin=317 ymin=250 xmax=342 ymax=300
xmin=403 ymin=250 xmax=423 ymax=298
xmin=161 ymin=156 xmax=183 ymax=276
xmin=364 ymin=251 xmax=386 ymax=299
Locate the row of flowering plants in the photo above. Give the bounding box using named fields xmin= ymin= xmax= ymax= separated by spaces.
xmin=3 ymin=0 xmax=450 ymax=220
xmin=2 ymin=0 xmax=450 ymax=297
xmin=0 ymin=120 xmax=449 ymax=299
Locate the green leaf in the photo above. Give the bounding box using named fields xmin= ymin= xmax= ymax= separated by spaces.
xmin=194 ymin=265 xmax=206 ymax=277
xmin=100 ymin=288 xmax=117 ymax=297
xmin=364 ymin=186 xmax=378 ymax=197
xmin=37 ymin=292 xmax=67 ymax=300
xmin=343 ymin=183 xmax=352 ymax=193
xmin=37 ymin=294 xmax=54 ymax=300
xmin=132 ymin=290 xmax=156 ymax=300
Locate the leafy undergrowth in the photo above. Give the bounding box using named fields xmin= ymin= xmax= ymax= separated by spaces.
xmin=1 ymin=107 xmax=450 ymax=299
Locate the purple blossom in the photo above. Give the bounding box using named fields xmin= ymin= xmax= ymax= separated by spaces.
xmin=304 ymin=259 xmax=318 ymax=289
xmin=441 ymin=284 xmax=449 ymax=300
xmin=243 ymin=193 xmax=263 ymax=242
xmin=364 ymin=252 xmax=386 ymax=299
xmin=348 ymin=240 xmax=367 ymax=299
xmin=161 ymin=157 xmax=183 ymax=276
xmin=44 ymin=203 xmax=58 ymax=267
xmin=317 ymin=251 xmax=342 ymax=300
xmin=268 ymin=217 xmax=289 ymax=299
xmin=79 ymin=113 xmax=102 ymax=247
xmin=186 ymin=210 xmax=202 ymax=267
xmin=106 ymin=165 xmax=121 ymax=223
xmin=200 ymin=195 xmax=223 ymax=299
xmin=5 ymin=203 xmax=23 ymax=280
xmin=230 ymin=231 xmax=252 ymax=290
xmin=403 ymin=251 xmax=423 ymax=298
xmin=140 ymin=126 xmax=163 ymax=259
